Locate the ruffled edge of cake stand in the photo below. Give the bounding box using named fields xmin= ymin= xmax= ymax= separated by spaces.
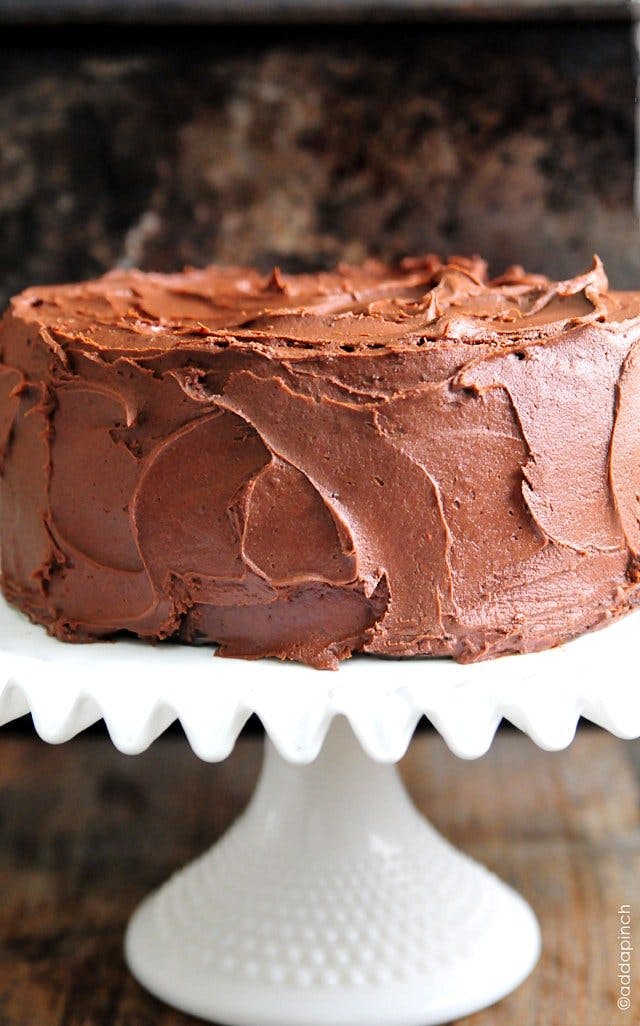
xmin=0 ymin=595 xmax=638 ymax=762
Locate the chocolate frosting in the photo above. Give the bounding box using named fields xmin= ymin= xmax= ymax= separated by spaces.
xmin=2 ymin=253 xmax=640 ymax=669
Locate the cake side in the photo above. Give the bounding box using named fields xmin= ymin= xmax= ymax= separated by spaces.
xmin=2 ymin=255 xmax=640 ymax=669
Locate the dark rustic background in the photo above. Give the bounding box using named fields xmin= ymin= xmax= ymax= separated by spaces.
xmin=0 ymin=17 xmax=637 ymax=315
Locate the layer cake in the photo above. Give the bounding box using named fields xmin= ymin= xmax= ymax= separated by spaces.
xmin=1 ymin=254 xmax=639 ymax=669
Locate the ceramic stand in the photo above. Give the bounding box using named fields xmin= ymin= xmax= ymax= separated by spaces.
xmin=2 ymin=595 xmax=638 ymax=1026
xmin=125 ymin=718 xmax=540 ymax=1026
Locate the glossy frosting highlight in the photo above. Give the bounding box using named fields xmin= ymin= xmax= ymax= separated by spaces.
xmin=1 ymin=254 xmax=640 ymax=669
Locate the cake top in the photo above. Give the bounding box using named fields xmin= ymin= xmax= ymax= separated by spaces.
xmin=7 ymin=254 xmax=640 ymax=357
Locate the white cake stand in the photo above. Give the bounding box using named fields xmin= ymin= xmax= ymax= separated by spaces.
xmin=1 ymin=596 xmax=639 ymax=1026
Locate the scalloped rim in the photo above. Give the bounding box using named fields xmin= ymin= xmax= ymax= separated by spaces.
xmin=0 ymin=596 xmax=638 ymax=761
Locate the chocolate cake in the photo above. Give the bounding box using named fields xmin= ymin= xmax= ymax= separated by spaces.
xmin=1 ymin=254 xmax=639 ymax=669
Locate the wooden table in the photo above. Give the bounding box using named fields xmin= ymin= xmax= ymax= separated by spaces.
xmin=0 ymin=726 xmax=638 ymax=1026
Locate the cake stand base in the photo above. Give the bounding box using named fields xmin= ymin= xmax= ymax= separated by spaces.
xmin=125 ymin=718 xmax=540 ymax=1026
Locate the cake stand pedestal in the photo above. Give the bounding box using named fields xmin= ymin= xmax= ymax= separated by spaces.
xmin=0 ymin=596 xmax=639 ymax=1026
xmin=126 ymin=716 xmax=539 ymax=1026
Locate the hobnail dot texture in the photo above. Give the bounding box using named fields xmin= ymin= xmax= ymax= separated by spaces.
xmin=154 ymin=824 xmax=512 ymax=989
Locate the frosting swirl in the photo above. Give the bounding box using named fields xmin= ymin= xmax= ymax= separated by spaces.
xmin=1 ymin=254 xmax=640 ymax=668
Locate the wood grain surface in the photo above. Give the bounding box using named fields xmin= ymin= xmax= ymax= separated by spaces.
xmin=0 ymin=726 xmax=638 ymax=1026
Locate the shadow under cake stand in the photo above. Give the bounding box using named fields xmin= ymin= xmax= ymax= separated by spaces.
xmin=0 ymin=595 xmax=639 ymax=1026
